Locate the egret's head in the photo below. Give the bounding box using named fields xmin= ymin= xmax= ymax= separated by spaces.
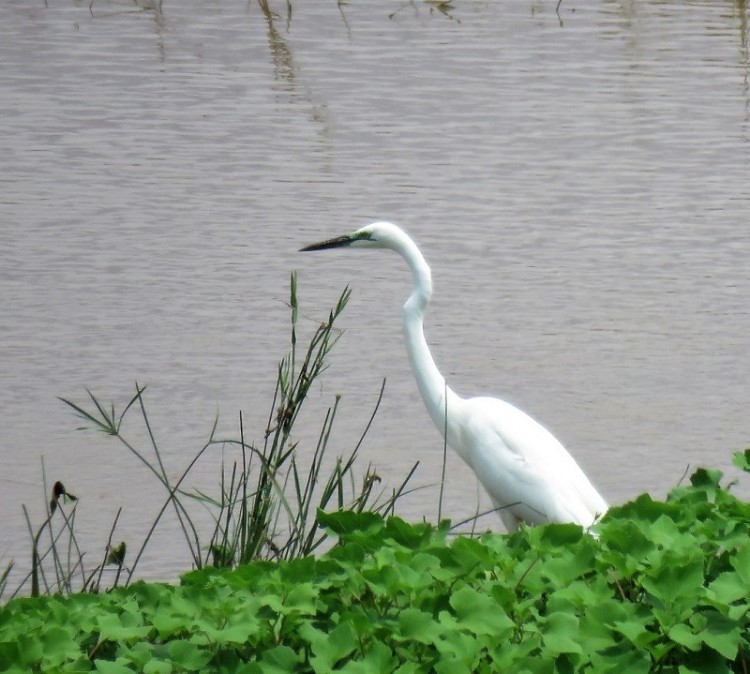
xmin=300 ymin=221 xmax=404 ymax=252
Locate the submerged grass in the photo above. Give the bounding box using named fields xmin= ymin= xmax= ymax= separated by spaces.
xmin=3 ymin=274 xmax=417 ymax=600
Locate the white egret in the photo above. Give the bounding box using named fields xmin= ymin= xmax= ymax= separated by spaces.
xmin=301 ymin=221 xmax=607 ymax=531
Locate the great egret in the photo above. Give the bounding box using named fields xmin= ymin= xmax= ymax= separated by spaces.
xmin=301 ymin=221 xmax=607 ymax=531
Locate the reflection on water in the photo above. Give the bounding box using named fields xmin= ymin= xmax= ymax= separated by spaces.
xmin=0 ymin=0 xmax=748 ymax=592
xmin=259 ymin=0 xmax=295 ymax=84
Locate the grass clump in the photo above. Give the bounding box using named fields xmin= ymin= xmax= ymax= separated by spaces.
xmin=4 ymin=274 xmax=416 ymax=600
xmin=0 ymin=465 xmax=749 ymax=672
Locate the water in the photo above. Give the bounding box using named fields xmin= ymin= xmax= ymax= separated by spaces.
xmin=1 ymin=0 xmax=748 ymax=593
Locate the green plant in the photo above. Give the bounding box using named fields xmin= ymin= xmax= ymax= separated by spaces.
xmin=0 ymin=562 xmax=12 ymax=602
xmin=1 ymin=463 xmax=748 ymax=673
xmin=10 ymin=468 xmax=126 ymax=601
xmin=6 ymin=274 xmax=415 ymax=600
xmin=193 ymin=273 xmax=417 ymax=565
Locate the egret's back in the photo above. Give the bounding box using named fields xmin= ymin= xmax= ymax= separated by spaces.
xmin=455 ymin=395 xmax=607 ymax=530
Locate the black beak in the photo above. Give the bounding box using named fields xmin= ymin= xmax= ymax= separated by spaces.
xmin=299 ymin=235 xmax=352 ymax=252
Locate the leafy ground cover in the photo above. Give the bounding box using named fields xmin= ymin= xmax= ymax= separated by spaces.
xmin=1 ymin=458 xmax=749 ymax=674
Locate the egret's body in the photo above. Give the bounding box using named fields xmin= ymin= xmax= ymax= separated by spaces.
xmin=301 ymin=221 xmax=607 ymax=531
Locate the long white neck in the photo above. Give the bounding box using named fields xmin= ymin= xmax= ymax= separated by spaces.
xmin=397 ymin=236 xmax=465 ymax=455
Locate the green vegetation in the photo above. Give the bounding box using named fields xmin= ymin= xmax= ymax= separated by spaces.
xmin=2 ymin=272 xmax=748 ymax=672
xmin=3 ymin=275 xmax=416 ymax=600
xmin=1 ymin=461 xmax=749 ymax=672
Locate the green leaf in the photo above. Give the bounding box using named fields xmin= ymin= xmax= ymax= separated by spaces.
xmin=677 ymin=646 xmax=733 ymax=674
xmin=123 ymin=641 xmax=162 ymax=671
xmin=448 ymin=585 xmax=514 ymax=637
xmin=707 ymin=571 xmax=748 ymax=605
xmin=434 ymin=657 xmax=473 ymax=674
xmin=669 ymin=623 xmax=702 ymax=651
xmin=196 ymin=606 xmax=261 ymax=646
xmin=374 ymin=555 xmax=434 ymax=595
xmin=731 ymin=448 xmax=750 ymax=472
xmin=689 ymin=467 xmax=724 ymax=491
xmin=143 ymin=661 xmax=172 ymax=674
xmin=393 ymin=664 xmax=421 ymax=674
xmin=640 ymin=553 xmax=704 ymax=610
xmin=317 ymin=510 xmax=384 ymax=537
xmin=588 ymin=645 xmax=651 ymax=674
xmin=539 ymin=546 xmax=594 ymax=587
xmin=729 ymin=540 xmax=750 ymax=586
xmin=167 ymin=639 xmax=212 ymax=671
xmin=693 ymin=610 xmax=740 ymax=660
xmin=449 ymin=536 xmax=497 ymax=573
xmin=96 ymin=612 xmax=150 ymax=642
xmin=541 ymin=612 xmax=582 ymax=655
xmin=302 ymin=620 xmax=357 ymax=671
xmin=258 ymin=593 xmax=284 ymax=614
xmin=257 ymin=645 xmax=301 ymax=674
xmin=611 ymin=493 xmax=672 ymax=522
xmin=396 ymin=608 xmax=440 ymax=644
xmin=1 ymin=667 xmax=41 ymax=674
xmin=283 ymin=582 xmax=319 ymax=614
xmin=7 ymin=633 xmax=43 ymax=667
xmin=38 ymin=625 xmax=82 ymax=666
xmin=384 ymin=516 xmax=433 ymax=548
xmin=599 ymin=519 xmax=654 ymax=575
xmin=646 ymin=515 xmax=684 ymax=550
xmin=612 ymin=618 xmax=658 ymax=649
xmin=433 ymin=626 xmax=481 ymax=672
xmin=338 ymin=640 xmax=396 ymax=674
xmin=531 ymin=522 xmax=584 ymax=549
xmin=578 ymin=606 xmax=625 ymax=652
xmin=94 ymin=658 xmax=140 ymax=674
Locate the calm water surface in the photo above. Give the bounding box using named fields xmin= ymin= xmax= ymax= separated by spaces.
xmin=1 ymin=0 xmax=748 ymax=593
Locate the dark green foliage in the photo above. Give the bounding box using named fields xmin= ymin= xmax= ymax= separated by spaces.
xmin=1 ymin=469 xmax=748 ymax=673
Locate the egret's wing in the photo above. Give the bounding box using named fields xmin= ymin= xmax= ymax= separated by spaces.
xmin=462 ymin=397 xmax=607 ymax=526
